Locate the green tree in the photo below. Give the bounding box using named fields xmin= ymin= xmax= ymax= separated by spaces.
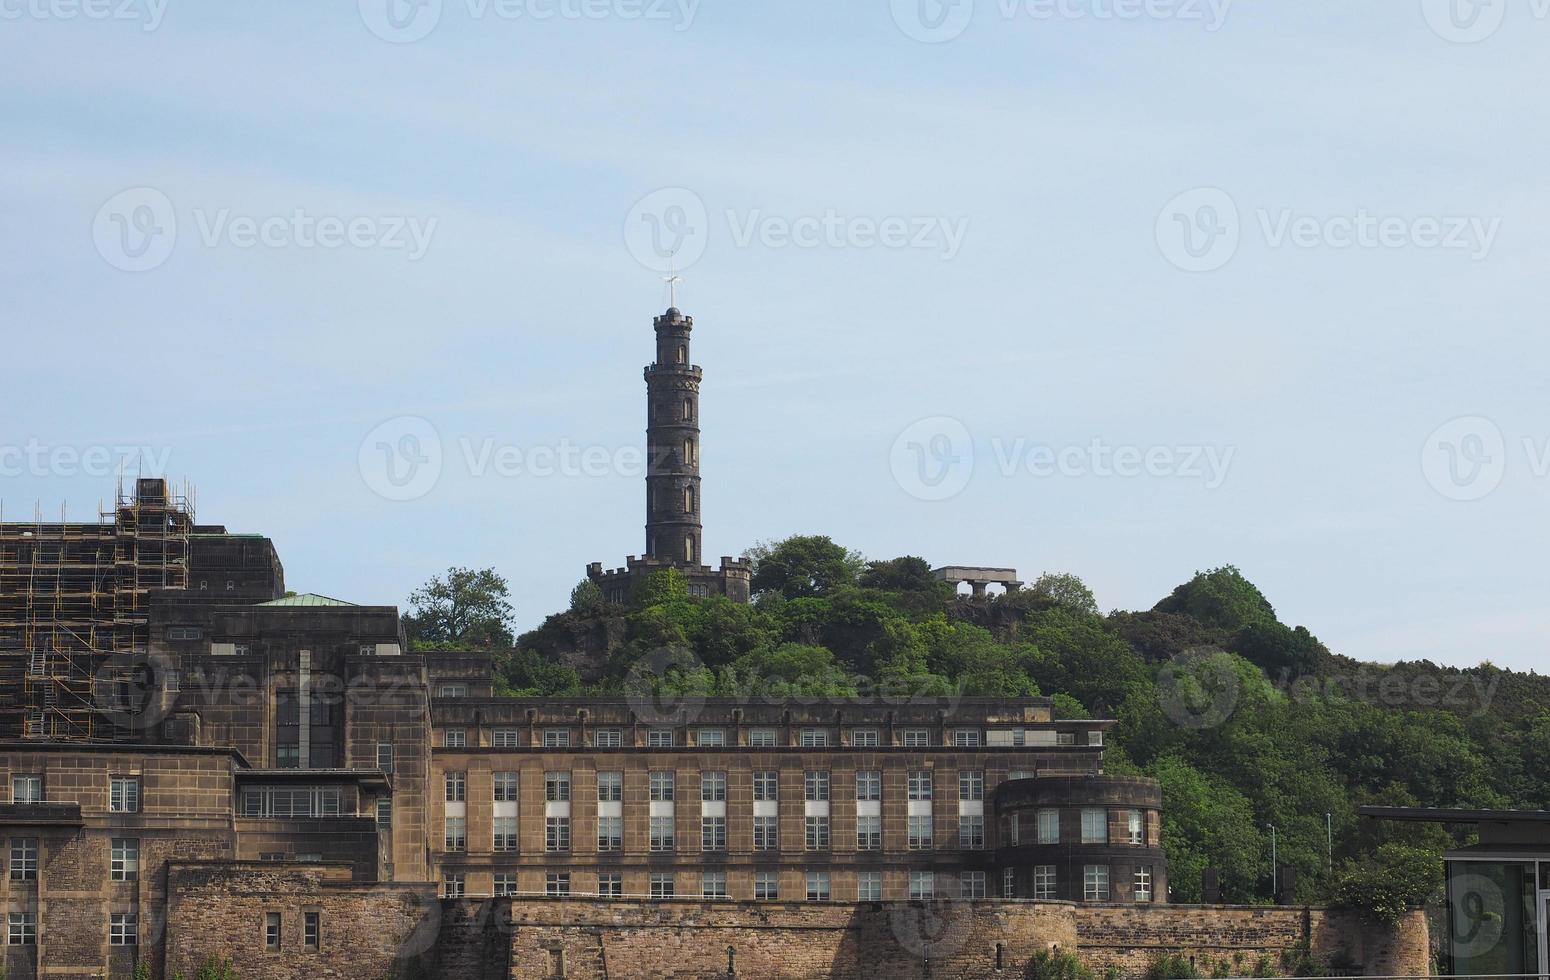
xmin=569 ymin=578 xmax=606 ymax=613
xmin=748 ymin=535 xmax=864 ymax=600
xmin=1154 ymin=566 xmax=1275 ymax=632
xmin=1332 ymin=842 xmax=1443 ymax=924
xmin=1026 ymin=572 xmax=1100 ymax=617
xmin=403 ymin=567 xmax=514 ymax=647
xmin=1026 ymin=949 xmax=1097 ymax=980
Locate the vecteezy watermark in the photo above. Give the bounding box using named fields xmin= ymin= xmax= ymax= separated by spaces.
xmin=890 ymin=0 xmax=1232 ymax=44
xmin=890 ymin=417 xmax=975 ymax=502
xmin=1272 ymin=666 xmax=1501 ymax=715
xmin=1156 ymin=187 xmax=1503 ymax=272
xmin=358 ymin=0 xmax=700 ymax=43
xmin=0 ymin=440 xmax=172 ymax=479
xmin=1421 ymin=416 xmax=1506 ymax=501
xmin=624 ymin=187 xmax=970 ymax=273
xmin=1419 ymin=0 xmax=1550 ymax=43
xmin=92 ymin=188 xmax=438 ymax=273
xmin=359 ymin=417 xmax=444 ymax=502
xmin=0 ymin=0 xmax=168 ymax=30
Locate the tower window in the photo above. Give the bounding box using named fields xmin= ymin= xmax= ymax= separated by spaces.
xmin=677 ymin=345 xmax=686 ymax=364
xmin=684 ymin=486 xmax=695 ymax=514
xmin=682 ymin=398 xmax=693 ymax=420
xmin=685 ymin=536 xmax=695 ymax=563
xmin=683 ymin=439 xmax=696 ymax=465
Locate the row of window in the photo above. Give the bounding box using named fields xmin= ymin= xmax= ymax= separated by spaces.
xmin=10 ymin=774 xmax=140 ymax=811
xmin=443 ymin=814 xmax=989 ymax=853
xmin=6 ymin=838 xmax=140 ymax=882
xmin=445 ymin=769 xmax=985 ymax=802
xmin=1006 ymin=808 xmax=1148 ymax=847
xmin=434 ymin=726 xmax=1102 ymax=748
xmin=442 ymin=869 xmax=983 ymax=902
xmin=1013 ymin=865 xmax=1156 ymax=903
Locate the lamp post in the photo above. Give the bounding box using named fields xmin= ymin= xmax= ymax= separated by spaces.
xmin=1268 ymin=823 xmax=1279 ymax=900
xmin=1326 ymin=813 xmax=1333 ymax=873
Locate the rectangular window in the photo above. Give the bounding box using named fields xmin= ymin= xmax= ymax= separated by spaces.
xmin=1057 ymin=731 xmax=1077 ymax=746
xmin=803 ymin=770 xmax=829 ymax=802
xmin=907 ymin=770 xmax=932 ymax=801
xmin=857 ymin=871 xmax=882 ymax=902
xmin=376 ymin=743 xmax=393 ymax=772
xmin=111 ymin=838 xmax=140 ymax=881
xmin=444 ymin=817 xmax=467 ymax=851
xmin=754 ymin=871 xmax=780 ymax=900
xmin=1035 ymin=866 xmax=1057 ymax=900
xmin=649 ymin=771 xmax=675 ymax=802
xmin=598 ymin=873 xmax=622 ymax=898
xmin=851 ymin=729 xmax=878 ymax=747
xmin=650 ymin=873 xmax=675 ymax=899
xmin=754 ymin=815 xmax=778 ymax=850
xmin=6 ymin=912 xmax=34 ymax=945
xmin=856 ymin=814 xmax=882 ymax=850
xmin=240 ymin=787 xmax=342 ymax=818
xmin=903 ymin=729 xmax=930 ymax=747
xmin=493 ymin=874 xmax=516 ymax=897
xmin=303 ymin=911 xmax=320 ymax=950
xmin=597 ymin=815 xmax=622 ymax=851
xmin=702 ymin=871 xmax=728 ymax=899
xmin=110 ymin=776 xmax=141 ymax=813
xmin=959 ymin=815 xmax=985 ymax=850
xmin=856 ymin=770 xmax=881 ymax=801
xmin=1084 ymin=865 xmax=1110 ymax=902
xmin=700 ymin=771 xmax=727 ymax=802
xmin=376 ymin=798 xmax=393 ymax=829
xmin=546 ymin=817 xmax=570 ymax=852
xmin=909 ymin=871 xmax=935 ymax=900
xmin=1081 ymin=808 xmax=1108 ymax=845
xmin=805 ymin=871 xmax=830 ymax=902
xmin=1038 ymin=809 xmax=1060 ymax=845
xmin=444 ymin=874 xmax=465 ymax=898
xmin=1003 ymin=867 xmax=1017 ymax=899
xmin=748 ymin=728 xmax=777 ymax=747
xmin=650 ymin=816 xmax=675 ymax=852
xmin=697 ymin=728 xmax=725 ymax=747
xmin=799 ymin=728 xmax=830 ymax=747
xmin=493 ymin=772 xmax=518 ymax=803
xmin=546 ymin=873 xmax=571 ymax=897
xmin=804 ymin=815 xmax=830 ymax=850
xmin=1135 ymin=867 xmax=1154 ymax=902
xmin=753 ymin=771 xmax=778 ymax=802
xmin=1089 ymin=730 xmax=1105 ymax=746
xmin=493 ymin=728 xmax=520 ymax=748
xmin=594 ymin=728 xmax=622 ymax=748
xmin=959 ymin=771 xmax=983 ymax=802
xmin=1128 ymin=810 xmax=1145 ymax=845
xmin=701 ymin=816 xmax=727 ymax=851
xmin=953 ymin=729 xmax=982 ymax=747
xmin=543 ymin=729 xmax=571 ymax=748
xmin=445 ymin=772 xmax=466 ymax=802
xmin=492 ymin=816 xmax=517 ymax=851
xmin=438 ymin=684 xmax=468 ymax=698
xmin=545 ymin=772 xmax=571 ymax=802
xmin=265 ymin=912 xmax=282 ymax=950
xmin=908 ymin=814 xmax=933 ymax=850
xmin=962 ymin=870 xmax=986 ymax=899
xmin=647 ymin=729 xmax=675 ymax=747
xmin=597 ymin=771 xmax=622 ymax=802
xmin=443 ymin=729 xmax=467 ymax=748
xmin=11 ymin=775 xmax=41 ymax=804
xmin=110 ymin=912 xmax=138 ymax=946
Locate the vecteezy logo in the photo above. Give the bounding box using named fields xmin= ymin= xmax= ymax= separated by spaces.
xmin=890 ymin=416 xmax=973 ymax=501
xmin=359 ymin=0 xmax=443 ymax=43
xmin=890 ymin=0 xmax=974 ymax=43
xmin=1422 ymin=416 xmax=1506 ymax=502
xmin=888 ymin=896 xmax=977 ymax=959
xmin=1157 ymin=647 xmax=1241 ymax=730
xmin=1155 ymin=187 xmax=1240 ymax=273
xmin=624 ymin=187 xmax=709 ymax=274
xmin=358 ymin=416 xmax=443 ymax=501
xmin=92 ymin=187 xmax=177 ymax=273
xmin=1421 ymin=0 xmax=1507 ymax=43
xmin=624 ymin=646 xmax=706 ymax=726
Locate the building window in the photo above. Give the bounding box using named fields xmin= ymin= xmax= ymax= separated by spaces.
xmin=909 ymin=871 xmax=935 ymax=900
xmin=1003 ymin=867 xmax=1017 ymax=899
xmin=701 ymin=816 xmax=727 ymax=851
xmin=647 ymin=729 xmax=675 ymax=748
xmin=598 ymin=873 xmax=623 ymax=898
xmin=962 ymin=870 xmax=986 ymax=899
xmin=1128 ymin=810 xmax=1145 ymax=845
xmin=1035 ymin=866 xmax=1057 ymax=900
xmin=804 ymin=816 xmax=830 ymax=850
xmin=953 ymin=729 xmax=982 ymax=747
xmin=1081 ymin=808 xmax=1108 ymax=845
xmin=594 ymin=729 xmax=622 ymax=748
xmin=1089 ymin=730 xmax=1105 ymax=747
xmin=543 ymin=729 xmax=571 ymax=748
xmin=444 ymin=874 xmax=465 ymax=899
xmin=908 ymin=814 xmax=933 ymax=850
xmin=11 ymin=775 xmax=41 ymax=804
xmin=546 ymin=873 xmax=571 ymax=897
xmin=649 ymin=771 xmax=675 ymax=802
xmin=903 ymin=729 xmax=930 ymax=747
xmin=1135 ymin=867 xmax=1154 ymax=902
xmin=376 ymin=743 xmax=394 ymax=773
xmin=805 ymin=872 xmax=831 ymax=902
xmin=110 ymin=776 xmax=141 ymax=813
xmin=1084 ymin=865 xmax=1110 ymax=902
xmin=701 ymin=771 xmax=726 ymax=802
xmin=856 ymin=815 xmax=882 ymax=850
xmin=851 ymin=728 xmax=878 ymax=747
xmin=494 ymin=874 xmax=516 ymax=897
xmin=494 ymin=772 xmax=518 ymax=802
xmin=695 ymin=727 xmax=723 ymax=747
xmin=438 ymin=684 xmax=468 ymax=698
xmin=444 ymin=817 xmax=467 ymax=852
xmin=110 ymin=912 xmax=138 ymax=946
xmin=445 ymin=772 xmax=466 ymax=803
xmin=493 ymin=816 xmax=517 ymax=852
xmin=546 ymin=817 xmax=570 ymax=852
xmin=959 ymin=815 xmax=985 ymax=850
xmin=959 ymin=770 xmax=983 ymax=801
xmin=748 ymin=728 xmax=777 ymax=747
xmin=240 ymin=787 xmax=342 ymax=819
xmin=1038 ymin=809 xmax=1060 ymax=845
xmin=303 ymin=911 xmax=320 ymax=950
xmin=753 ymin=771 xmax=778 ymax=802
xmin=444 ymin=729 xmax=467 ymax=748
xmin=111 ymin=838 xmax=140 ymax=881
xmin=754 ymin=871 xmax=779 ymax=900
xmin=1057 ymin=731 xmax=1077 ymax=746
xmin=684 ymin=486 xmax=696 ymax=514
xmin=545 ymin=772 xmax=571 ymax=802
xmin=597 ymin=816 xmax=623 ymax=851
xmin=494 ymin=728 xmax=520 ymax=748
xmin=799 ymin=728 xmax=830 ymax=748
xmin=683 ymin=438 xmax=696 ymax=464
xmin=265 ymin=912 xmax=282 ymax=950
xmin=650 ymin=873 xmax=675 ymax=899
xmin=856 ymin=770 xmax=881 ymax=801
xmin=6 ymin=912 xmax=34 ymax=945
xmin=376 ymin=798 xmax=393 ymax=829
xmin=804 ymin=770 xmax=829 ymax=802
xmin=857 ymin=871 xmax=882 ymax=902
xmin=682 ymin=397 xmax=693 ymax=420
xmin=650 ymin=816 xmax=674 ymax=851
xmin=754 ymin=815 xmax=778 ymax=850
xmin=676 ymin=345 xmax=686 ymax=365
xmin=597 ymin=771 xmax=622 ymax=802
xmin=907 ymin=770 xmax=932 ymax=801
xmin=684 ymin=535 xmax=695 ymax=563
xmin=702 ymin=871 xmax=728 ymax=899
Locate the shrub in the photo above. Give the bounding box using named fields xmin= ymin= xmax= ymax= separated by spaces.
xmin=1026 ymin=949 xmax=1098 ymax=980
xmin=1145 ymin=953 xmax=1202 ymax=980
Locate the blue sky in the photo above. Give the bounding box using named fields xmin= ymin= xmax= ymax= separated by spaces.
xmin=2 ymin=1 xmax=1547 ymax=671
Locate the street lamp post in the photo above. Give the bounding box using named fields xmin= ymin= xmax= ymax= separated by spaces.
xmin=1268 ymin=823 xmax=1279 ymax=900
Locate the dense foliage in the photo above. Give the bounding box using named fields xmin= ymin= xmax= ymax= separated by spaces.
xmin=468 ymin=537 xmax=1536 ymax=906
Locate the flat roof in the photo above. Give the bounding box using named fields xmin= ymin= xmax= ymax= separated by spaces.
xmin=1360 ymin=805 xmax=1550 ymax=824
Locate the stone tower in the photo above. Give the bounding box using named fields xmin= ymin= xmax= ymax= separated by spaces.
xmin=644 ymin=306 xmax=702 ymax=565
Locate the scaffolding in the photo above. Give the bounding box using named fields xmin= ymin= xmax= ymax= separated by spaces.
xmin=0 ymin=477 xmax=192 ymax=740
